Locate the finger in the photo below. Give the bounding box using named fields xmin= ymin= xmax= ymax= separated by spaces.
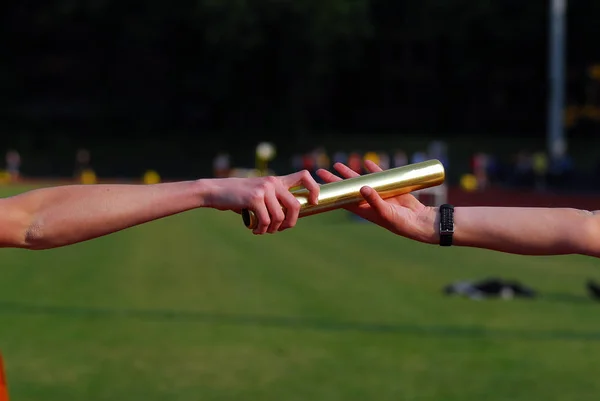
xmin=333 ymin=162 xmax=361 ymax=179
xmin=316 ymin=168 xmax=342 ymax=183
xmin=360 ymin=186 xmax=393 ymax=219
xmin=276 ymin=186 xmax=301 ymax=231
xmin=264 ymin=187 xmax=286 ymax=233
xmin=252 ymin=198 xmax=271 ymax=235
xmin=282 ymin=170 xmax=320 ymax=205
xmin=364 ymin=159 xmax=384 ymax=173
xmin=298 ymin=171 xmax=320 ymax=205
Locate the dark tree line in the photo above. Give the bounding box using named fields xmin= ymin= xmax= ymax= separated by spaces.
xmin=1 ymin=1 xmax=599 ymax=150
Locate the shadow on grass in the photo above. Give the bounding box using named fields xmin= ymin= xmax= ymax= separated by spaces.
xmin=1 ymin=300 xmax=599 ymax=342
xmin=542 ymin=292 xmax=593 ymax=305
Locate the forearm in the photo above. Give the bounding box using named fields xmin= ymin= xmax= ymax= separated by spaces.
xmin=4 ymin=180 xmax=211 ymax=250
xmin=425 ymin=206 xmax=600 ymax=257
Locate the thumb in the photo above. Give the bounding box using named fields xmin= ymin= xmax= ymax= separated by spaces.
xmin=359 ymin=186 xmax=391 ymax=217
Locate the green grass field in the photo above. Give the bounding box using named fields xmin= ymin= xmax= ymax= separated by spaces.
xmin=2 ymin=185 xmax=600 ymax=401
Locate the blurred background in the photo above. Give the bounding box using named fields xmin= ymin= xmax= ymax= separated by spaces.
xmin=2 ymin=1 xmax=600 ymax=400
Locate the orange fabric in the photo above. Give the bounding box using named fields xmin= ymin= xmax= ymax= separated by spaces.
xmin=0 ymin=353 xmax=8 ymax=401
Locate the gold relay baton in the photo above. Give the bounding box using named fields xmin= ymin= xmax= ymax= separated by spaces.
xmin=241 ymin=159 xmax=446 ymax=229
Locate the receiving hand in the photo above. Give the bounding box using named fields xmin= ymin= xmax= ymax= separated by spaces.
xmin=316 ymin=160 xmax=437 ymax=243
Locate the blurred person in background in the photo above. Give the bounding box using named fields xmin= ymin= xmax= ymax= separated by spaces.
xmin=363 ymin=151 xmax=380 ymax=168
xmin=471 ymin=152 xmax=489 ymax=191
xmin=212 ymin=152 xmax=231 ymax=178
xmin=393 ymin=149 xmax=408 ymax=168
xmin=317 ymin=161 xmax=600 ymax=258
xmin=314 ymin=147 xmax=330 ymax=171
xmin=0 ymin=169 xmax=320 ymax=250
xmin=548 ymin=145 xmax=574 ymax=189
xmin=483 ymin=153 xmax=502 ymax=186
xmin=513 ymin=150 xmax=533 ymax=187
xmin=532 ymin=151 xmax=549 ymax=191
xmin=427 ymin=140 xmax=449 ymax=169
xmin=411 ymin=150 xmax=427 ymax=164
xmin=301 ymin=151 xmax=316 ymax=174
xmin=347 ymin=152 xmax=363 ymax=174
xmin=312 ymin=147 xmax=331 ymax=183
xmin=74 ymin=148 xmax=91 ymax=177
xmin=290 ymin=153 xmax=303 ymax=172
xmin=378 ymin=151 xmax=390 ymax=170
xmin=5 ymin=149 xmax=21 ymax=182
xmin=74 ymin=148 xmax=97 ymax=184
xmin=332 ymin=150 xmax=348 ymax=165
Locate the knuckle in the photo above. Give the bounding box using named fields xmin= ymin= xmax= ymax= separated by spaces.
xmin=251 ymin=190 xmax=264 ymax=202
xmin=259 ymin=183 xmax=273 ymax=193
xmin=288 ymin=200 xmax=301 ymax=213
xmin=274 ymin=210 xmax=285 ymax=223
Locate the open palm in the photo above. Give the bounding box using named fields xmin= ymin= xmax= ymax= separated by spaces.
xmin=316 ymin=160 xmax=434 ymax=242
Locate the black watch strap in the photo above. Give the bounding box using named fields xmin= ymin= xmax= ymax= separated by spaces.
xmin=439 ymin=204 xmax=454 ymax=246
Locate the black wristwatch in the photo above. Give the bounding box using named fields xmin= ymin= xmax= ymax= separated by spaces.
xmin=439 ymin=204 xmax=454 ymax=246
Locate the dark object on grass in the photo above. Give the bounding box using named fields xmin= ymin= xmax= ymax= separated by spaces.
xmin=586 ymin=279 xmax=600 ymax=301
xmin=443 ymin=277 xmax=536 ymax=300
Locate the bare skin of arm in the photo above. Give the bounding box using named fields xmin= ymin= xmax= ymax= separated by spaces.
xmin=317 ymin=161 xmax=600 ymax=258
xmin=0 ymin=171 xmax=320 ymax=250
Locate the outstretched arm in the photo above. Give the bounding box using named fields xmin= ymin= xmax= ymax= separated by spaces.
xmin=0 ymin=171 xmax=320 ymax=250
xmin=0 ymin=181 xmax=205 ymax=250
xmin=448 ymin=206 xmax=600 ymax=257
xmin=317 ymin=161 xmax=600 ymax=258
xmin=372 ymin=193 xmax=600 ymax=257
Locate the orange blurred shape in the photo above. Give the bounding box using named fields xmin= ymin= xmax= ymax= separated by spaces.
xmin=0 ymin=352 xmax=8 ymax=401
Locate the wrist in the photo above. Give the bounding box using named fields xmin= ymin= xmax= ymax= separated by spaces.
xmin=416 ymin=206 xmax=440 ymax=244
xmin=193 ymin=178 xmax=217 ymax=208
